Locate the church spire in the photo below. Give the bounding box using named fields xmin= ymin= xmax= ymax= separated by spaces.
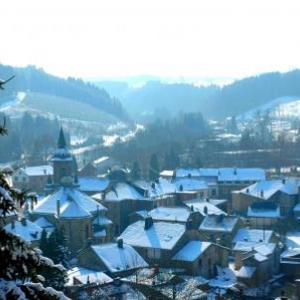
xmin=58 ymin=127 xmax=67 ymax=149
xmin=52 ymin=127 xmax=73 ymax=186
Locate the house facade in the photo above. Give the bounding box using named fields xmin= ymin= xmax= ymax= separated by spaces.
xmin=198 ymin=214 xmax=244 ymax=247
xmin=12 ymin=165 xmax=53 ymax=194
xmin=171 ymin=241 xmax=229 ymax=277
xmin=232 ymin=180 xmax=298 ymax=212
xmin=233 ymin=241 xmax=280 ymax=287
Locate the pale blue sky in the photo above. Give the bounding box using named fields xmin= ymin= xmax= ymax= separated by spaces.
xmin=1 ymin=0 xmax=300 ymax=80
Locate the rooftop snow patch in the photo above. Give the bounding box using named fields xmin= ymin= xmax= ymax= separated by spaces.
xmin=121 ymin=220 xmax=186 ymax=250
xmin=31 ymin=186 xmax=106 ymax=216
xmin=172 ymin=241 xmax=211 ymax=261
xmin=91 ymin=243 xmax=148 ymax=273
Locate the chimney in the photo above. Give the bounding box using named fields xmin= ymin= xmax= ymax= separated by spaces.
xmin=21 ymin=217 xmax=27 ymax=226
xmin=282 ymin=178 xmax=286 ymax=184
xmin=117 ymin=237 xmax=123 ymax=248
xmin=235 ymin=251 xmax=243 ymax=270
xmin=56 ymin=199 xmax=60 ymax=216
xmin=186 ymin=219 xmax=193 ymax=230
xmin=144 ymin=216 xmax=154 ymax=230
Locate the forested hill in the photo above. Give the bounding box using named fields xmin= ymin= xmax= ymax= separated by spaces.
xmin=0 ymin=64 xmax=128 ymax=121
xmin=95 ymin=80 xmax=218 ymax=122
xmin=95 ymin=70 xmax=300 ymax=121
xmin=207 ymin=70 xmax=300 ymax=119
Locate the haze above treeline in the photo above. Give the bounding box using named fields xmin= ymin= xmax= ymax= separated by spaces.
xmin=1 ymin=63 xmax=300 ymax=122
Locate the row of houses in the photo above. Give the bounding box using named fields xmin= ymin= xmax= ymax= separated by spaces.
xmin=4 ymin=128 xmax=300 ymax=298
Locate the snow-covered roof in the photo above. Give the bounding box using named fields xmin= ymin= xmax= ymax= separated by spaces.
xmin=247 ymin=202 xmax=281 ymax=218
xmin=31 ymin=186 xmax=107 ymax=217
xmin=147 ymin=206 xmax=191 ymax=223
xmin=131 ymin=210 xmax=148 ymax=218
xmin=232 ymin=228 xmax=274 ymax=244
xmin=208 ymin=199 xmax=228 ymax=206
xmin=172 ymin=178 xmax=209 ymax=192
xmin=93 ymin=156 xmax=115 ymax=164
xmin=234 ymin=266 xmax=256 ymax=278
xmin=92 ymin=215 xmax=113 ymax=226
xmin=294 ymin=204 xmax=300 ymax=212
xmin=233 ymin=241 xmax=275 ymax=256
xmin=183 ymin=199 xmax=226 ymax=216
xmin=199 ymin=214 xmax=239 ymax=232
xmin=94 ymin=229 xmax=106 ymax=237
xmin=52 ymin=148 xmax=73 ymax=161
xmin=159 ymin=170 xmax=174 ymax=177
xmin=22 ymin=165 xmax=53 ymax=176
xmin=253 ymin=253 xmax=268 ymax=262
xmin=281 ymin=248 xmax=300 ymax=260
xmin=4 ymin=218 xmax=43 ymax=242
xmin=217 ymin=168 xmax=266 ymax=182
xmin=285 ymin=232 xmax=300 ymax=248
xmin=149 ymin=178 xmax=176 ymax=197
xmin=59 ymin=200 xmax=92 ymax=219
xmin=240 ymin=179 xmax=298 ymax=200
xmin=175 ymin=168 xmax=202 ymax=177
xmin=90 ymin=243 xmax=148 ymax=273
xmin=67 ymin=267 xmax=113 ymax=286
xmin=105 ymin=182 xmax=145 ymax=201
xmin=121 ymin=220 xmax=186 ymax=250
xmin=33 ymin=216 xmax=54 ymax=228
xmin=78 ymin=177 xmax=109 ymax=193
xmin=133 ymin=178 xmax=176 ymax=198
xmin=199 ymin=168 xmax=219 ymax=177
xmin=172 ymin=241 xmax=211 ymax=261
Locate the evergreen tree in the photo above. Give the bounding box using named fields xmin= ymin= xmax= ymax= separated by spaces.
xmin=0 ymin=117 xmax=69 ymax=299
xmin=39 ymin=229 xmax=50 ymax=257
xmin=149 ymin=153 xmax=160 ymax=181
xmin=130 ymin=160 xmax=141 ymax=180
xmin=49 ymin=226 xmax=71 ymax=269
xmin=39 ymin=226 xmax=70 ymax=290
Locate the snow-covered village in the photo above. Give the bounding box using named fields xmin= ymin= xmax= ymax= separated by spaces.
xmin=4 ymin=2 xmax=300 ymax=299
xmin=2 ymin=124 xmax=300 ymax=299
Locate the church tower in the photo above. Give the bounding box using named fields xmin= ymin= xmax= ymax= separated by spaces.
xmin=52 ymin=127 xmax=74 ymax=186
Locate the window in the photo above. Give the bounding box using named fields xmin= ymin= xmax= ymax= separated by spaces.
xmin=147 ymin=248 xmax=161 ymax=259
xmin=198 ymin=259 xmax=202 ymax=268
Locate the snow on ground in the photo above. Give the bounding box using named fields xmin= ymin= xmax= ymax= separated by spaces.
xmin=237 ymin=96 xmax=300 ymax=121
xmin=0 ymin=92 xmax=26 ymax=111
xmin=103 ymin=123 xmax=144 ymax=146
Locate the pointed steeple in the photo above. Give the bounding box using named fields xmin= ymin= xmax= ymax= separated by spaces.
xmin=52 ymin=128 xmax=74 ymax=186
xmin=52 ymin=127 xmax=71 ymax=160
xmin=58 ymin=127 xmax=67 ymax=149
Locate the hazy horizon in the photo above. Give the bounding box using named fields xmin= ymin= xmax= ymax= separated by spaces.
xmin=2 ymin=0 xmax=300 ymax=81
